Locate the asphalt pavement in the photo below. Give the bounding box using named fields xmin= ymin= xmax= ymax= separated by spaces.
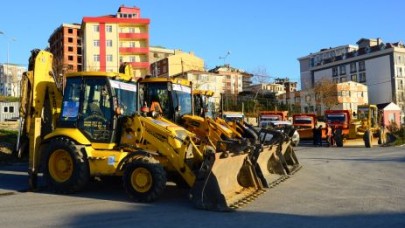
xmin=0 ymin=144 xmax=404 ymax=228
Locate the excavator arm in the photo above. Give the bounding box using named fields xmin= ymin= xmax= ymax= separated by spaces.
xmin=17 ymin=49 xmax=63 ymax=189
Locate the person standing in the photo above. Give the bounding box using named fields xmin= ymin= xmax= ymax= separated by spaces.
xmin=317 ymin=125 xmax=323 ymax=147
xmin=326 ymin=124 xmax=333 ymax=147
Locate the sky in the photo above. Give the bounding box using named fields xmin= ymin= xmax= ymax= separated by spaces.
xmin=1 ymin=0 xmax=404 ymax=89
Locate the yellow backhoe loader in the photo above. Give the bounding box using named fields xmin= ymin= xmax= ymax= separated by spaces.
xmin=17 ymin=49 xmax=263 ymax=211
xmin=137 ymin=78 xmax=301 ymax=189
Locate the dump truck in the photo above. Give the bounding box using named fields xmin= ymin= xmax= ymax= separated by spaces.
xmin=292 ymin=113 xmax=327 ymax=140
xmin=17 ymin=49 xmax=263 ymax=211
xmin=324 ymin=105 xmax=384 ymax=147
xmin=258 ymin=111 xmax=288 ymax=128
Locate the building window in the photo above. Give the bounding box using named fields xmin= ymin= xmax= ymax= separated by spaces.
xmin=359 ymin=72 xmax=366 ymax=82
xmin=106 ymin=55 xmax=113 ymax=62
xmin=94 ymin=40 xmax=100 ymax=47
xmin=351 ymin=74 xmax=357 ymax=82
xmin=93 ymin=25 xmax=99 ymax=32
xmin=68 ymin=37 xmax=73 ymax=43
xmin=68 ymin=46 xmax=74 ymax=52
xmin=94 ymin=55 xmax=100 ymax=62
xmin=129 ymin=27 xmax=135 ymax=33
xmin=3 ymin=106 xmax=8 ymax=112
xmin=359 ymin=61 xmax=365 ymax=71
xmin=129 ymin=42 xmax=136 ymax=47
xmin=106 ymin=25 xmax=112 ymax=33
xmin=333 ymin=78 xmax=339 ymax=83
xmin=68 ymin=56 xmax=74 ymax=61
xmin=340 ymin=76 xmax=347 ymax=82
xmin=106 ymin=40 xmax=113 ymax=47
xmin=332 ymin=67 xmax=338 ymax=77
xmin=398 ymin=67 xmax=403 ymax=77
xmin=68 ymin=28 xmax=73 ymax=34
xmin=129 ymin=56 xmax=136 ymax=62
xmin=350 ymin=63 xmax=357 ymax=73
xmin=339 ymin=65 xmax=346 ymax=75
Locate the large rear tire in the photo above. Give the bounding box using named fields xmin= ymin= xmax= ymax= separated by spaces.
xmin=123 ymin=157 xmax=166 ymax=202
xmin=43 ymin=138 xmax=90 ymax=193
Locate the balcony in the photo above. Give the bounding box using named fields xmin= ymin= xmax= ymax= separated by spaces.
xmin=119 ymin=33 xmax=149 ymax=40
xmin=129 ymin=62 xmax=149 ymax=69
xmin=119 ymin=47 xmax=149 ymax=54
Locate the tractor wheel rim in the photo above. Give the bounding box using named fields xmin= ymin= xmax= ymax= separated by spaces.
xmin=49 ymin=149 xmax=73 ymax=182
xmin=131 ymin=167 xmax=152 ymax=193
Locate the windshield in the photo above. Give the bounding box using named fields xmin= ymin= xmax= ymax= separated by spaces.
xmin=261 ymin=116 xmax=280 ymax=121
xmin=357 ymin=107 xmax=369 ymax=120
xmin=172 ymin=83 xmax=192 ymax=116
xmin=326 ymin=114 xmax=346 ymax=123
xmin=109 ymin=79 xmax=137 ymax=116
xmin=294 ymin=117 xmax=313 ymax=124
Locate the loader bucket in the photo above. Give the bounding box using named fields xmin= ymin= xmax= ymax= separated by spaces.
xmin=251 ymin=129 xmax=289 ymax=188
xmin=259 ymin=126 xmax=301 ymax=175
xmin=190 ymin=151 xmax=264 ymax=212
xmin=279 ymin=138 xmax=301 ymax=175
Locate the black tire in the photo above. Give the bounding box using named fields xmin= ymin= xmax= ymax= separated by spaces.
xmin=364 ymin=130 xmax=372 ymax=148
xmin=43 ymin=138 xmax=90 ymax=193
xmin=123 ymin=157 xmax=166 ymax=202
xmin=335 ymin=128 xmax=344 ymax=147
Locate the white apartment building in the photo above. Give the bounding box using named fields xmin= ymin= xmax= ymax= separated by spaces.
xmin=174 ymin=70 xmax=224 ymax=111
xmin=0 ymin=63 xmax=26 ymax=97
xmin=245 ymin=83 xmax=285 ymax=96
xmin=298 ymin=38 xmax=405 ymax=122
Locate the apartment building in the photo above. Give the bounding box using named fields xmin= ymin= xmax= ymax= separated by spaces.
xmin=208 ymin=64 xmax=252 ymax=95
xmin=81 ymin=5 xmax=150 ymax=78
xmin=0 ymin=63 xmax=25 ymax=96
xmin=279 ymin=81 xmax=368 ymax=116
xmin=150 ymin=50 xmax=204 ymax=77
xmin=245 ymin=83 xmax=285 ymax=96
xmin=174 ymin=70 xmax=225 ymax=111
xmin=149 ymin=46 xmax=175 ymax=64
xmin=48 ymin=23 xmax=83 ymax=74
xmin=298 ymin=38 xmax=405 ymax=121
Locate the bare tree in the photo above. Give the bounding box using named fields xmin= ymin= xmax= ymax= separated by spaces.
xmin=251 ymin=66 xmax=272 ymax=84
xmin=52 ymin=56 xmax=68 ymax=91
xmin=313 ymin=78 xmax=337 ymax=110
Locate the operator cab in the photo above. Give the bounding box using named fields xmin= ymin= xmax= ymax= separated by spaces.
xmin=58 ymin=75 xmax=137 ymax=143
xmin=138 ymin=79 xmax=192 ymax=123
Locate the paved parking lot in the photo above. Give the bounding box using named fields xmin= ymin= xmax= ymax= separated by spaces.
xmin=0 ymin=144 xmax=404 ymax=227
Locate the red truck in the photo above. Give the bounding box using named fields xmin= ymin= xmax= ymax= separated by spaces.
xmin=292 ymin=113 xmax=327 ymax=140
xmin=258 ymin=111 xmax=288 ymax=128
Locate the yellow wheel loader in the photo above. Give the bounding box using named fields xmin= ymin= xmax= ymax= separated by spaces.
xmin=137 ymin=78 xmax=301 ymax=189
xmin=17 ymin=49 xmax=262 ymax=211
